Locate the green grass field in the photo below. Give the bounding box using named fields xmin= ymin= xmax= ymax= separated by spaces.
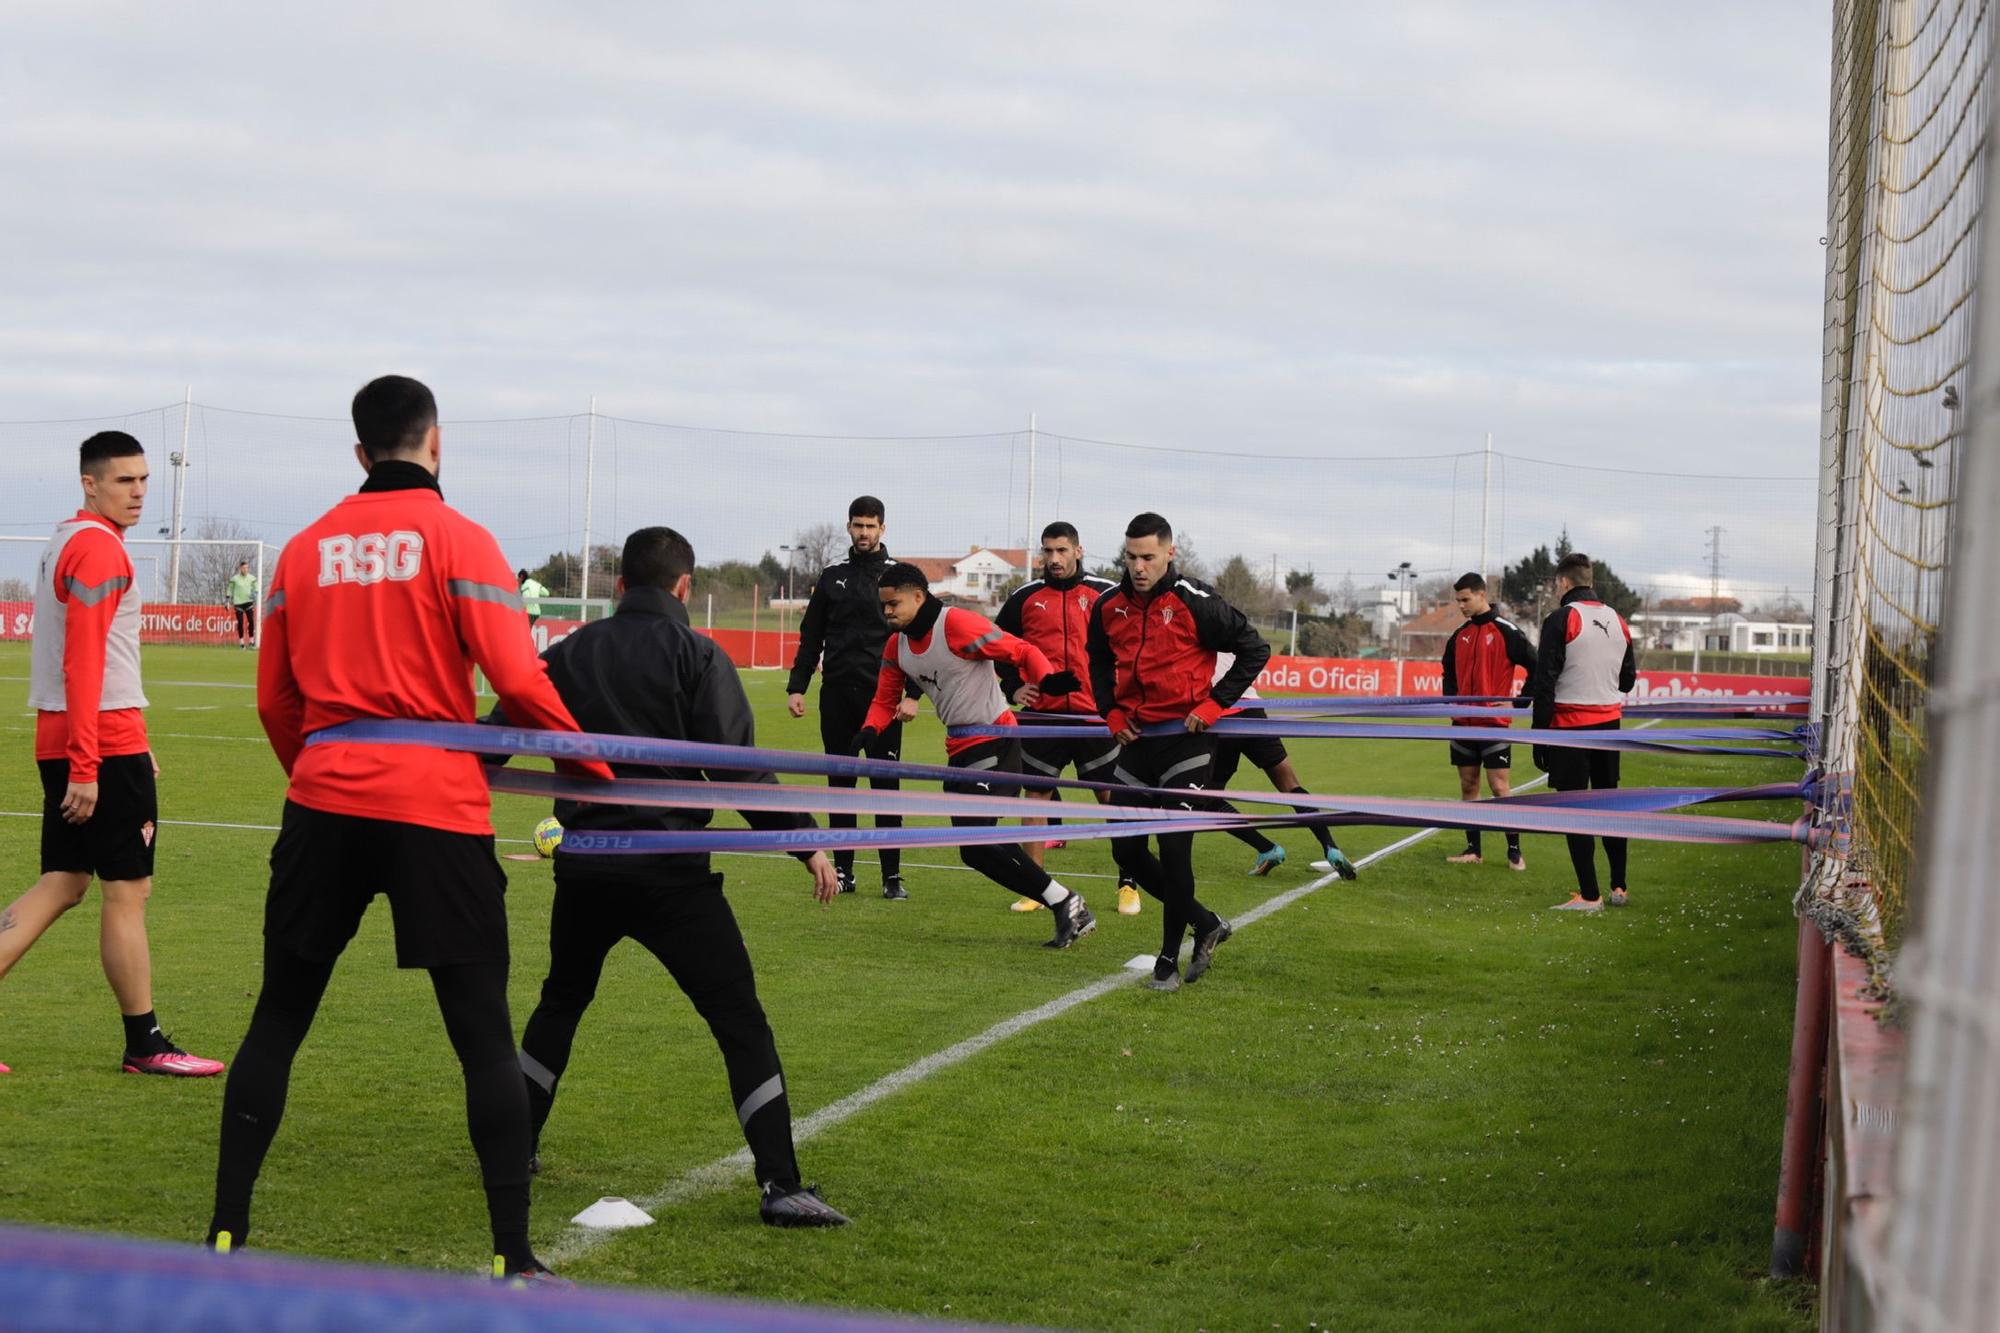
xmin=0 ymin=644 xmax=1815 ymax=1330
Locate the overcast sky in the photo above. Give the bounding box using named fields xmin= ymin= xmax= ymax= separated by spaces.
xmin=0 ymin=2 xmax=1832 ymax=599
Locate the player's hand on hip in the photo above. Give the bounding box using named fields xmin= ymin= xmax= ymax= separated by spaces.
xmin=1184 ymin=712 xmax=1211 ymax=733
xmin=1113 ymin=723 xmax=1141 ymax=745
xmin=895 ymin=697 xmax=920 ymax=723
xmin=1013 ymin=684 xmax=1041 ymax=708
xmin=805 ymin=852 xmax=840 ymax=904
xmin=786 ymin=693 xmax=808 ymax=719
xmin=149 ymin=751 xmax=161 ymax=778
xmin=61 ymin=781 xmax=98 ymax=825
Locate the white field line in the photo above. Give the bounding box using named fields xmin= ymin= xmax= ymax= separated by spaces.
xmin=539 ymin=784 xmax=1543 ymax=1266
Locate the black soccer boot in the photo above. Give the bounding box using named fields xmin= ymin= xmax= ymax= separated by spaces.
xmin=760 ymin=1181 xmax=851 ymax=1228
xmin=1185 ymin=916 xmax=1234 ymax=983
xmin=1044 ymin=893 xmax=1096 ymax=949
xmin=882 ymin=874 xmax=908 ymax=901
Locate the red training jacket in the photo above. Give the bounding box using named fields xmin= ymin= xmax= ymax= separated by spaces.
xmin=1440 ymin=609 xmax=1535 ymax=730
xmin=1085 ymin=567 xmax=1269 ymax=736
xmin=258 ymin=470 xmax=612 ymax=836
xmin=993 ymin=570 xmax=1117 ymax=713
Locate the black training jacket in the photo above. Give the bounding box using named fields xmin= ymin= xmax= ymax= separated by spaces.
xmin=786 ymin=543 xmax=898 ymax=697
xmin=490 ymin=583 xmax=810 ymax=882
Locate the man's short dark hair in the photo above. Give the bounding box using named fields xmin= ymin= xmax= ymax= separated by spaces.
xmin=621 ymin=526 xmax=696 ymax=590
xmin=878 ymin=561 xmax=930 ymax=593
xmin=80 ymin=431 xmax=144 ymax=476
xmin=238 ymin=560 xmax=251 ymax=569
xmin=351 ymin=375 xmax=438 ymax=460
xmin=1124 ymin=512 xmax=1173 ymax=544
xmin=1040 ymin=521 xmax=1080 ymax=545
xmin=516 ymin=569 xmax=530 ymax=582
xmin=1453 ymin=572 xmax=1486 ymax=593
xmin=848 ymin=495 xmax=886 ymax=522
xmin=1555 ymin=553 xmax=1594 ymax=585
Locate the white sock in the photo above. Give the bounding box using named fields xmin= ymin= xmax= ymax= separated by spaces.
xmin=1040 ymin=882 xmax=1072 ymax=906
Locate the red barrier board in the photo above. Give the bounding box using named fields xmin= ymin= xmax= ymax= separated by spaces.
xmin=0 ymin=601 xmax=251 ymax=645
xmin=534 ymin=619 xmax=802 ymax=671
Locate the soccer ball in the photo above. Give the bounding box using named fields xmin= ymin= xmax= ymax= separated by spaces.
xmin=532 ymin=817 xmax=564 ymax=858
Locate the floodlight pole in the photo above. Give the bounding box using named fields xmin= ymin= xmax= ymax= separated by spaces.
xmin=1025 ymin=412 xmax=1038 ymax=580
xmin=579 ymin=396 xmax=598 ymax=604
xmin=168 ymin=386 xmax=192 ymax=603
xmin=1480 ymin=431 xmax=1493 ymax=583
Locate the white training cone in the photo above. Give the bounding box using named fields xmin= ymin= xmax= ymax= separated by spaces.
xmin=571 ymin=1196 xmax=655 ymax=1230
xmin=1124 ymin=955 xmax=1157 ymax=972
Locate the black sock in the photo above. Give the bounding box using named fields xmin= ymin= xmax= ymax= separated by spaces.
xmin=1463 ymin=828 xmax=1483 ymax=856
xmin=123 ymin=1010 xmax=166 ymax=1054
xmin=1506 ymin=833 xmax=1521 ymax=857
xmin=488 ymin=1186 xmax=534 ymax=1270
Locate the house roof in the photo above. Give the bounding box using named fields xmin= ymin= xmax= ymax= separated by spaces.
xmin=902 ymin=556 xmax=961 ymax=584
xmin=962 ymin=546 xmax=1028 ymax=569
xmin=1398 ymin=605 xmax=1463 ymax=638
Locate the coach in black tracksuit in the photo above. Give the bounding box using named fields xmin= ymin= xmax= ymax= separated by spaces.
xmin=785 ymin=495 xmax=910 ymax=897
xmin=495 ymin=526 xmax=849 ymax=1227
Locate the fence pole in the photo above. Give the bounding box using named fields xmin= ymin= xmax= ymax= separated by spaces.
xmin=1025 ymin=413 xmax=1038 ymax=580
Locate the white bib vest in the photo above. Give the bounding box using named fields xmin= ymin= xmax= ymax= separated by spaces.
xmin=897 ymin=608 xmax=1007 ymax=726
xmin=28 ymin=518 xmax=148 ymax=713
xmin=1554 ymin=600 xmax=1626 ymax=708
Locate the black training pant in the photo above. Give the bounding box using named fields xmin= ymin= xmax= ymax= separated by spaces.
xmin=211 ymin=947 xmax=530 ymax=1262
xmin=1107 ymin=732 xmax=1222 ymax=959
xmin=818 ymin=684 xmax=903 ymax=882
xmin=1545 ymin=720 xmax=1627 ymax=900
xmin=518 ymin=869 xmax=801 ymax=1190
xmin=946 ymin=738 xmax=1055 ymax=903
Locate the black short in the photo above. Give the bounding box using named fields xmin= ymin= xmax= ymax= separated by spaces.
xmin=39 ymin=753 xmax=157 ymax=881
xmin=1211 ymin=707 xmax=1286 ymax=786
xmin=264 ymin=801 xmax=510 ymax=970
xmin=1448 ymin=736 xmax=1513 ymax=770
xmin=1540 ymin=722 xmax=1621 ymax=792
xmin=818 ymin=686 xmax=904 ymax=762
xmin=946 ymin=737 xmax=1025 ymax=796
xmin=1021 ymin=732 xmax=1119 ymax=779
xmin=1107 ymin=732 xmax=1216 ymax=811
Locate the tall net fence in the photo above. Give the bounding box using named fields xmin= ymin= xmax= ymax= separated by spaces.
xmin=0 ymin=404 xmax=1818 ymax=660
xmin=1808 ymin=0 xmax=1988 ymax=945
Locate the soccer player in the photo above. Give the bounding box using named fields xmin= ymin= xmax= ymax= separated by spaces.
xmin=785 ymin=496 xmax=916 ymax=899
xmin=993 ymin=522 xmax=1140 ymax=916
xmin=206 ymin=376 xmax=615 ymax=1284
xmin=0 ymin=432 xmax=224 ymax=1079
xmin=1531 ymin=553 xmax=1637 ymax=913
xmin=1087 ymin=512 xmax=1269 ymax=991
xmin=228 ymin=560 xmax=259 ymax=649
xmin=501 ymin=527 xmax=850 ymax=1227
xmin=856 ymin=563 xmax=1097 ymax=948
xmin=1205 ymin=655 xmax=1360 ymax=881
xmin=516 ymin=568 xmax=548 ymax=626
xmin=1441 ymin=572 xmax=1536 ymax=869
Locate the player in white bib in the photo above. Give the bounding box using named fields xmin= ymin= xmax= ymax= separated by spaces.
xmin=854 ymin=563 xmax=1097 ymax=949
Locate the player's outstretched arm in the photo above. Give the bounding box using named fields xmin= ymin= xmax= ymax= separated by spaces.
xmin=1197 ymin=593 xmax=1270 ymax=718
xmin=255 ymin=573 xmax=306 ymax=775
xmin=687 ymin=638 xmax=828 ymax=867
xmin=1085 ymin=600 xmax=1131 ymax=740
xmin=1530 ymin=607 xmax=1568 ymax=731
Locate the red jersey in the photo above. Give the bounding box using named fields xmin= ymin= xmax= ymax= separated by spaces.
xmin=993 ymin=571 xmax=1117 ymax=713
xmin=257 ymin=467 xmax=611 ymax=835
xmin=31 ymin=511 xmax=149 ymax=783
xmin=1440 ymin=610 xmax=1535 ymax=730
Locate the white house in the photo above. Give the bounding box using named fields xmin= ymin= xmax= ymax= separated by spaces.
xmin=1701 ymin=613 xmax=1813 ymax=654
xmin=905 ymin=547 xmax=1030 ymax=605
xmin=1630 ymin=610 xmax=1714 ymax=652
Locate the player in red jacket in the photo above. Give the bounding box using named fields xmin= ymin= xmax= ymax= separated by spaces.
xmin=1087 ymin=512 xmax=1270 ymax=991
xmin=1440 ymin=572 xmax=1536 ymax=870
xmin=206 ymin=377 xmax=614 ymax=1285
xmin=993 ymin=521 xmax=1141 ymax=916
xmin=0 ymin=432 xmax=224 ymax=1078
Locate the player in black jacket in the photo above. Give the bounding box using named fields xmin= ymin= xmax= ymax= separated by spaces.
xmin=495 ymin=527 xmax=849 ymax=1228
xmin=784 ymin=495 xmax=914 ymax=898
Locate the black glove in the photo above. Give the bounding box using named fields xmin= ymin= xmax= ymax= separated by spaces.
xmin=1036 ymin=670 xmax=1081 ymax=698
xmin=848 ymin=726 xmax=880 ymax=757
xmin=1531 ymin=746 xmax=1550 ymax=773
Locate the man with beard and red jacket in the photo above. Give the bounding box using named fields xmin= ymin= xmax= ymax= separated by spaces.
xmin=1086 ymin=512 xmax=1270 ymax=992
xmin=1441 ymin=572 xmax=1536 ymax=870
xmin=994 ymin=521 xmax=1141 ymax=916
